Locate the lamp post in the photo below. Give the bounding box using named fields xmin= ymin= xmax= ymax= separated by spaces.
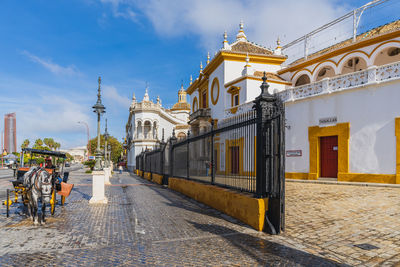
xmin=78 ymin=121 xmax=90 ymax=160
xmin=92 ymin=76 xmax=106 ymax=171
xmin=104 ymin=119 xmax=109 ymax=168
xmin=107 ymin=144 xmax=111 ymax=168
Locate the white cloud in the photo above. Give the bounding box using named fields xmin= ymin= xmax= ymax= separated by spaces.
xmin=99 ymin=0 xmax=350 ymax=52
xmin=21 ymin=50 xmax=81 ymax=76
xmin=1 ymin=93 xmax=92 ymax=150
xmin=103 ymin=85 xmax=131 ymax=109
xmin=100 ymin=0 xmax=138 ymax=22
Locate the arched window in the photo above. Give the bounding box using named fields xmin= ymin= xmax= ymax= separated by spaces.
xmin=341 ymin=57 xmax=367 ymax=74
xmin=144 ymin=121 xmax=151 ymax=139
xmin=316 ymin=66 xmax=335 ymax=81
xmin=153 ymin=121 xmax=157 ymax=140
xmin=295 ymin=74 xmax=310 ymax=86
xmin=374 ymin=47 xmax=400 ymax=66
xmin=136 ymin=121 xmax=142 ymax=139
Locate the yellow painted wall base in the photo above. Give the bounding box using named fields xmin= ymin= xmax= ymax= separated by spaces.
xmin=152 ymin=174 xmax=163 ymax=185
xmin=168 ymin=177 xmax=268 ymax=231
xmin=286 ymin=172 xmax=398 ymax=184
xmin=143 ymin=172 xmax=152 ymax=181
xmin=285 ymin=172 xmax=309 ymax=180
xmin=338 ymin=173 xmax=396 ymax=184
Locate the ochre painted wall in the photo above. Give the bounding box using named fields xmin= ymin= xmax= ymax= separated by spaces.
xmin=168 ymin=177 xmax=268 ymax=231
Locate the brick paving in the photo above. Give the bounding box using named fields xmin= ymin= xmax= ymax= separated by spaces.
xmin=283 ymin=182 xmax=400 ymax=266
xmin=0 ymin=168 xmax=399 ymax=266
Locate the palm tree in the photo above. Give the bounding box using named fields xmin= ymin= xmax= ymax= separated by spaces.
xmin=21 ymin=139 xmax=30 ymax=150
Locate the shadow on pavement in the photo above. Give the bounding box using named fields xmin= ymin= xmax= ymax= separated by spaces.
xmin=72 ymin=187 xmax=91 ymax=201
xmin=143 ymin=182 xmax=232 ymax=223
xmin=188 ymin=221 xmax=348 ymax=267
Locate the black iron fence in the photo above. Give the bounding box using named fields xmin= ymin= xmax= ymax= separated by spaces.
xmin=135 ymin=74 xmax=285 ymax=234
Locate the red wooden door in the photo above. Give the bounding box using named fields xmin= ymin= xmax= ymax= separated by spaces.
xmin=230 ymin=146 xmax=239 ymax=174
xmin=320 ymin=136 xmax=338 ymax=178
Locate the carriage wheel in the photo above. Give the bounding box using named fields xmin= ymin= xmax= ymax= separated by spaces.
xmin=61 ymin=196 xmax=66 ymax=206
xmin=6 ymin=189 xmax=10 ymax=218
xmin=50 ymin=190 xmax=56 ymax=215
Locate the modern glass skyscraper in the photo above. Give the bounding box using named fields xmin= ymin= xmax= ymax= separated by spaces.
xmin=4 ymin=113 xmax=16 ymax=153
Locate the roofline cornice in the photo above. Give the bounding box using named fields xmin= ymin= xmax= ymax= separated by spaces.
xmin=186 ymin=50 xmax=287 ymax=95
xmin=278 ymin=29 xmax=400 ymax=75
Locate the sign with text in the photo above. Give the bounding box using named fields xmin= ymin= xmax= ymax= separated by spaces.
xmin=319 ymin=116 xmax=337 ymax=125
xmin=286 ymin=150 xmax=302 ymax=157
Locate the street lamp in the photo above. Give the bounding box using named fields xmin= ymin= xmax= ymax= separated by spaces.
xmin=78 ymin=121 xmax=90 ymax=160
xmin=107 ymin=144 xmax=111 ymax=168
xmin=92 ymin=76 xmax=106 ymax=171
xmin=104 ymin=119 xmax=110 ymax=168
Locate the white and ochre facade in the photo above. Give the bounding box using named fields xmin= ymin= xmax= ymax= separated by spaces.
xmin=126 ymin=87 xmax=190 ymax=171
xmin=185 ymin=20 xmax=400 ymax=184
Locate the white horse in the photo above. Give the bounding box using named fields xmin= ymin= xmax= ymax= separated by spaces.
xmin=23 ymin=167 xmax=53 ymax=225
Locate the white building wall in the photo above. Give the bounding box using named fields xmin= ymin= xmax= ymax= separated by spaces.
xmin=209 ymin=63 xmax=225 ymax=120
xmin=285 ymin=80 xmax=400 ymax=174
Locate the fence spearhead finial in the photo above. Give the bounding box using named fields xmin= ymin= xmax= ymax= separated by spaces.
xmin=260 ymin=72 xmax=271 ymax=96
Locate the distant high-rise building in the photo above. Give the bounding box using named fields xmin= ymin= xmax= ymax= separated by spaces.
xmin=4 ymin=113 xmax=16 ymax=153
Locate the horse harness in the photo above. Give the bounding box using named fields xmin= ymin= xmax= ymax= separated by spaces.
xmin=27 ymin=167 xmax=51 ymax=192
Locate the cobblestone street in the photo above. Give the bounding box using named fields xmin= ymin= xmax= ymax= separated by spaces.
xmin=0 ymin=169 xmax=399 ymax=266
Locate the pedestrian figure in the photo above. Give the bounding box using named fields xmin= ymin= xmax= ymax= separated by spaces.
xmin=118 ymin=165 xmax=123 ymax=174
xmin=12 ymin=162 xmax=17 ymax=177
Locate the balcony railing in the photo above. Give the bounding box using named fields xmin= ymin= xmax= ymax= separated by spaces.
xmin=279 ymin=61 xmax=400 ymax=102
xmin=189 ymin=108 xmax=211 ymax=122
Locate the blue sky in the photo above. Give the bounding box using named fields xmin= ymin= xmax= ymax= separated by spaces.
xmin=0 ymin=0 xmax=374 ymax=149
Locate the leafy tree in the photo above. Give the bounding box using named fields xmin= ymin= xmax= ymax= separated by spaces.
xmin=21 ymin=139 xmax=30 ymax=150
xmin=54 ymin=142 xmax=61 ymax=151
xmin=43 ymin=138 xmax=55 ymax=150
xmin=33 ymin=139 xmax=44 ymax=149
xmin=89 ymin=135 xmax=122 ymax=163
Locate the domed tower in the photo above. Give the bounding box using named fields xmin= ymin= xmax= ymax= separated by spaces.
xmin=171 ymin=83 xmax=190 ymax=111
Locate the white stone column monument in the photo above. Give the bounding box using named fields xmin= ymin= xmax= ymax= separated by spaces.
xmin=89 ymin=170 xmax=108 ymax=204
xmin=104 ymin=167 xmax=111 ymax=184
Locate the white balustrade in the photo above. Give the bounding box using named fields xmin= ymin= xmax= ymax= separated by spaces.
xmin=376 ymin=61 xmax=400 ymax=81
xmin=279 ymin=61 xmax=400 ymax=102
xmin=222 ymin=61 xmax=400 ymax=119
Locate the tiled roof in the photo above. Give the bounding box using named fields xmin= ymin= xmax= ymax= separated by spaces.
xmin=231 ymin=41 xmax=273 ymax=55
xmin=288 ymin=20 xmax=400 ymax=66
xmin=171 ymin=102 xmax=190 ymax=111
xmin=253 ymin=71 xmax=286 ymax=81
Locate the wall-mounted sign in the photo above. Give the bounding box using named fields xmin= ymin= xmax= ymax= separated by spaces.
xmin=286 ymin=150 xmax=302 ymax=157
xmin=319 ymin=116 xmax=337 ymax=125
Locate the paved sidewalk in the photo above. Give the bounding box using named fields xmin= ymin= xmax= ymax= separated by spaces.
xmin=0 ymin=170 xmax=399 ymax=266
xmin=283 ymin=181 xmax=400 ymax=266
xmin=0 ymin=170 xmax=340 ymax=266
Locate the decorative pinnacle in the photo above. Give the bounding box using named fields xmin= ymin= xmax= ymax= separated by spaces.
xmin=97 ymin=76 xmax=101 ymax=99
xmin=277 ymin=37 xmax=281 ymax=47
xmin=190 ymin=75 xmax=193 ymax=85
xmin=245 ymin=53 xmax=250 ymax=66
xmin=132 ymin=92 xmax=136 ymax=100
xmin=239 ymin=19 xmax=244 ymax=31
xmin=223 ymin=31 xmax=227 ymax=42
xmin=260 ymin=71 xmax=271 ymax=96
xmin=207 ymin=52 xmax=210 ymax=64
xmin=200 ymin=61 xmax=203 ymax=73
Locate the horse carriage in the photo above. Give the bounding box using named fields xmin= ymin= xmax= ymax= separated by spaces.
xmin=3 ymin=148 xmax=74 ymax=224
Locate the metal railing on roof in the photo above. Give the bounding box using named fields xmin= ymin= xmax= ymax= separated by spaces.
xmin=282 ymin=0 xmax=400 ymax=65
